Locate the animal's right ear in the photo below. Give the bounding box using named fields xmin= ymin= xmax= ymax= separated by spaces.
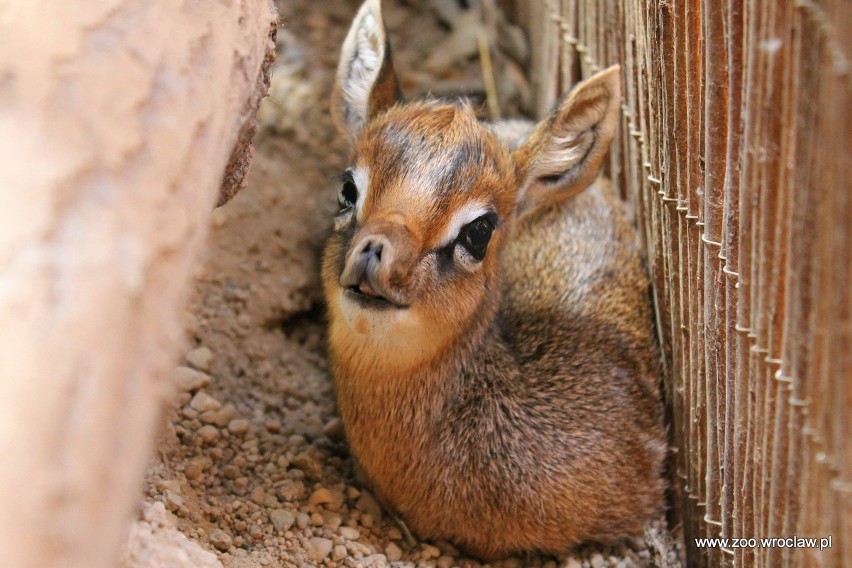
xmin=332 ymin=0 xmax=402 ymax=141
xmin=512 ymin=66 xmax=621 ymax=220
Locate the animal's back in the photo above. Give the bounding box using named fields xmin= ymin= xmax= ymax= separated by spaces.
xmin=495 ymin=180 xmax=666 ymax=541
xmin=502 ymin=179 xmax=658 ymax=375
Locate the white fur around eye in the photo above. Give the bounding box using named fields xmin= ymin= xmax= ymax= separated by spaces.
xmin=352 ymin=168 xmax=369 ymax=220
xmin=436 ymin=201 xmax=490 ymax=248
xmin=453 ymin=243 xmax=482 ymax=273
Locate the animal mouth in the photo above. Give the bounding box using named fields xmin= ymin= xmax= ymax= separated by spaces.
xmin=345 ymin=283 xmax=406 ymax=309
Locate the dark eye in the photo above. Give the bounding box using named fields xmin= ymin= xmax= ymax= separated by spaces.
xmin=338 ymin=171 xmax=358 ymax=211
xmin=459 ymin=215 xmax=495 ymax=261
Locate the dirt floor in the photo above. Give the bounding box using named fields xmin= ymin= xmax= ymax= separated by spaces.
xmin=120 ymin=1 xmax=683 ymax=567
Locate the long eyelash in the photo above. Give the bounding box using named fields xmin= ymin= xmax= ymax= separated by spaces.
xmin=334 ymin=169 xmax=355 ymax=184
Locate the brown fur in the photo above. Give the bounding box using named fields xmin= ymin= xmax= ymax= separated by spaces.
xmin=321 ymin=1 xmax=666 ymax=560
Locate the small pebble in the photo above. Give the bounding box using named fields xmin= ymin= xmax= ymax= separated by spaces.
xmin=308 ymin=487 xmax=334 ymax=506
xmin=250 ymin=487 xmax=266 ymax=505
xmin=339 ymin=526 xmax=360 ymax=540
xmin=321 ymin=511 xmax=342 ymax=531
xmin=296 ymin=512 xmax=310 ymax=529
xmin=186 ymin=346 xmax=213 ymax=371
xmin=590 ymin=553 xmax=606 ymax=568
xmin=190 ymin=391 xmax=221 ymax=413
xmin=277 ymin=480 xmax=305 ymax=501
xmin=228 ymin=418 xmax=250 ymax=435
xmin=355 ymin=491 xmax=383 ymax=523
xmin=332 ymin=544 xmax=348 ymax=561
xmin=197 ymin=425 xmax=220 ymax=443
xmin=306 ymin=537 xmax=333 ymax=562
xmin=200 ymin=404 xmax=237 ymax=427
xmin=269 ymin=509 xmax=296 ymax=532
xmin=291 ymin=451 xmax=323 ymax=481
xmin=385 ymin=542 xmax=402 ymax=562
xmin=209 ymin=528 xmax=232 ymax=551
xmin=162 ymin=489 xmax=183 ymax=512
xmin=172 ymin=366 xmax=211 ymax=392
xmin=421 ymin=543 xmax=441 ymax=559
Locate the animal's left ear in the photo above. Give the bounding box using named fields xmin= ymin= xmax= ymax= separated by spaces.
xmin=331 ymin=0 xmax=402 ymax=141
xmin=513 ymin=65 xmax=621 ymax=219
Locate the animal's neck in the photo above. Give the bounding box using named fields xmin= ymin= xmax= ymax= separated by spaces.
xmin=331 ymin=277 xmax=506 ymax=398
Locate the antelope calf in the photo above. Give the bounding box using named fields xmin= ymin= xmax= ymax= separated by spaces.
xmin=321 ymin=0 xmax=666 ymax=559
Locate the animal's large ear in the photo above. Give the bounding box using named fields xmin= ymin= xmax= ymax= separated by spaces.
xmin=513 ymin=65 xmax=621 ymax=219
xmin=331 ymin=0 xmax=402 ymax=141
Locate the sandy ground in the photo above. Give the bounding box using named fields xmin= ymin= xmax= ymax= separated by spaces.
xmin=121 ymin=1 xmax=683 ymax=567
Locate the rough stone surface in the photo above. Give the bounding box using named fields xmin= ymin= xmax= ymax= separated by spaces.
xmin=0 ymin=1 xmax=277 ymax=567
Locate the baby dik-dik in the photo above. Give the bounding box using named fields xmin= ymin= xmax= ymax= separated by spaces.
xmin=321 ymin=0 xmax=666 ymax=560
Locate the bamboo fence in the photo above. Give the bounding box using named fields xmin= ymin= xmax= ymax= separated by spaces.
xmin=513 ymin=1 xmax=850 ymax=566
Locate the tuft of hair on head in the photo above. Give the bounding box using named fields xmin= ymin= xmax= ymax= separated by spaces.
xmin=332 ymin=0 xmax=402 ymax=142
xmin=512 ymin=65 xmax=622 ymax=220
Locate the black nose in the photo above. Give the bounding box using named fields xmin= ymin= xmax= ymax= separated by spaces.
xmin=360 ymin=240 xmax=383 ymax=262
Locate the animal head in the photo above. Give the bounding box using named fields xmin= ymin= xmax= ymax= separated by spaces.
xmin=323 ymin=0 xmax=622 ymax=372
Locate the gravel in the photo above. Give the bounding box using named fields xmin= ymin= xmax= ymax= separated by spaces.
xmin=123 ymin=1 xmax=684 ymax=567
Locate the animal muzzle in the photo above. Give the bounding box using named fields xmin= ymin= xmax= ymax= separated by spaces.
xmin=339 ymin=220 xmax=419 ymax=307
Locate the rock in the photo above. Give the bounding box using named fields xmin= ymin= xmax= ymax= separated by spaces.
xmin=590 ymin=554 xmax=606 ymax=568
xmin=362 ymin=554 xmax=388 ymax=567
xmin=346 ymin=486 xmax=360 ymax=500
xmin=184 ymin=460 xmax=203 ymax=481
xmin=200 ymin=404 xmax=236 ymax=427
xmin=563 ymin=558 xmax=582 ymax=568
xmin=197 ymin=425 xmax=220 ymax=444
xmin=296 ymin=512 xmax=310 ymax=529
xmin=437 ymin=556 xmax=454 ymax=568
xmin=385 ymin=542 xmax=402 ymax=562
xmin=421 ymin=543 xmax=440 ymax=559
xmin=209 ymin=529 xmax=232 ymax=552
xmin=186 ymin=346 xmax=213 ymax=371
xmin=276 ymin=480 xmax=305 ymax=501
xmin=332 ymin=544 xmax=348 ymax=561
xmin=249 ymin=487 xmax=266 ymax=505
xmin=339 ymin=526 xmax=360 ymax=540
xmin=308 ymin=487 xmax=334 ymax=506
xmin=291 ymin=451 xmax=323 ymax=481
xmin=306 ymin=537 xmax=333 ymax=562
xmin=172 ymin=366 xmax=211 ymax=392
xmin=121 ymin=502 xmax=222 ymax=568
xmin=321 ymin=511 xmax=342 ymax=531
xmin=162 ymin=489 xmax=183 ymax=512
xmin=269 ymin=509 xmax=296 ymax=532
xmin=355 ymin=491 xmax=383 ymax=523
xmin=227 ymin=418 xmax=250 ymax=435
xmin=190 ymin=391 xmax=221 ymax=413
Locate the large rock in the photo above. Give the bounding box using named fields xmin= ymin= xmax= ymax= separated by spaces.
xmin=0 ymin=1 xmax=277 ymax=567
